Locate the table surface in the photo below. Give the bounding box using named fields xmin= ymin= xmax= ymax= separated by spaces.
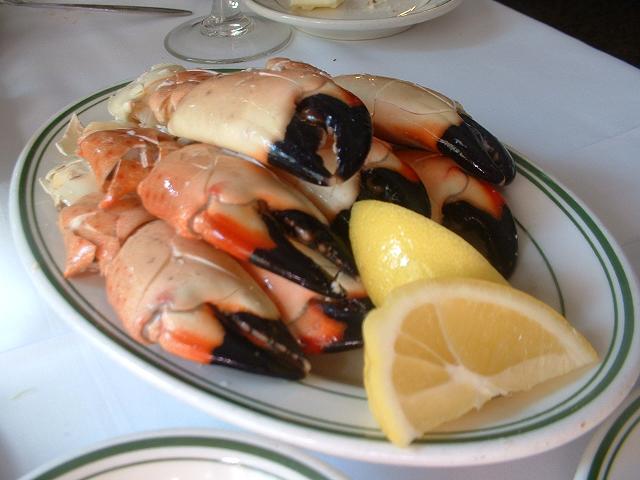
xmin=1 ymin=1 xmax=639 ymax=478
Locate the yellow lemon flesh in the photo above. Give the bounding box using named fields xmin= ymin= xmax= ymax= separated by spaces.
xmin=349 ymin=200 xmax=507 ymax=306
xmin=363 ymin=278 xmax=598 ymax=447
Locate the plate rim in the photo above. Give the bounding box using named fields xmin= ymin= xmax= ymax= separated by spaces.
xmin=243 ymin=0 xmax=464 ymax=31
xmin=18 ymin=428 xmax=347 ymax=480
xmin=9 ymin=81 xmax=640 ymax=467
xmin=574 ymin=388 xmax=640 ymax=480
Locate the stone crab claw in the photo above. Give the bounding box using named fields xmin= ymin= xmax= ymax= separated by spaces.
xmin=40 ymin=147 xmax=155 ymax=277
xmin=105 ymin=220 xmax=309 ymax=379
xmin=111 ymin=61 xmax=372 ymax=186
xmin=137 ymin=143 xmax=357 ymax=299
xmin=395 ymin=149 xmax=518 ymax=278
xmin=244 ymin=257 xmax=373 ymax=354
xmin=58 ymin=193 xmax=155 ymax=277
xmin=334 ymin=74 xmax=516 ymax=186
xmin=268 ymin=91 xmax=372 ymax=184
xmin=108 ymin=65 xmax=219 ymax=128
xmin=77 ymin=126 xmax=182 ymax=208
xmin=264 ymin=58 xmax=372 ymax=184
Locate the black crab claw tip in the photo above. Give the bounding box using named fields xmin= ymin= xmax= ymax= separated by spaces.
xmin=269 ymin=129 xmax=332 ymax=186
xmin=459 ymin=112 xmax=517 ymax=185
xmin=273 ymin=209 xmax=357 ymax=276
xmin=252 ymin=212 xmax=345 ymax=299
xmin=270 ymin=94 xmax=372 ymax=185
xmin=333 ymin=103 xmax=372 ymax=181
xmin=211 ymin=326 xmax=307 ymax=380
xmin=330 ymin=168 xmax=432 ymax=249
xmin=358 ymin=167 xmax=431 ymax=218
xmin=319 ymin=296 xmax=374 ymax=353
xmin=214 ymin=308 xmax=309 ymax=377
xmin=441 ymin=201 xmax=519 ymax=279
xmin=439 ymin=113 xmax=516 ymax=186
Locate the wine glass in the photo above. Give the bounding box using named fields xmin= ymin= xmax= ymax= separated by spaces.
xmin=164 ymin=0 xmax=292 ymax=64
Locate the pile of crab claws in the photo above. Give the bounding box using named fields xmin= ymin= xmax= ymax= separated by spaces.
xmin=269 ymin=93 xmax=372 ymax=186
xmin=56 ymin=61 xmax=524 ymax=380
xmin=442 ymin=200 xmax=518 ymax=279
xmin=213 ymin=307 xmax=310 ymax=379
xmin=440 ymin=111 xmax=517 ymax=186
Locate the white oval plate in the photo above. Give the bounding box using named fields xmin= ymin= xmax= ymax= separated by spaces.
xmin=20 ymin=429 xmax=346 ymax=480
xmin=9 ymin=81 xmax=640 ymax=467
xmin=575 ymin=388 xmax=640 ymax=479
xmin=243 ymin=0 xmax=463 ymax=40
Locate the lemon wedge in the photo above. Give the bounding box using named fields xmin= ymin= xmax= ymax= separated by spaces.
xmin=349 ymin=200 xmax=507 ymax=306
xmin=363 ymin=278 xmax=598 ymax=447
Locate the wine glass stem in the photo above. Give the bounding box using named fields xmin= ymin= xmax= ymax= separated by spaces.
xmin=201 ymin=0 xmax=252 ymax=37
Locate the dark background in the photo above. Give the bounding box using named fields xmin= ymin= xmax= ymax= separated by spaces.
xmin=495 ymin=0 xmax=639 ymax=68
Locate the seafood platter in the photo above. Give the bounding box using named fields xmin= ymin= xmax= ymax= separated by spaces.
xmin=10 ymin=58 xmax=639 ymax=465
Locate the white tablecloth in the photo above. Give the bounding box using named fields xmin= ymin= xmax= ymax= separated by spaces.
xmin=1 ymin=1 xmax=639 ymax=478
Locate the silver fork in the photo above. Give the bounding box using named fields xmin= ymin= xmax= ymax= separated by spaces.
xmin=1 ymin=0 xmax=192 ymax=15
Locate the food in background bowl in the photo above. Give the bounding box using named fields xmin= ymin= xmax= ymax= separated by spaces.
xmin=289 ymin=0 xmax=345 ymax=10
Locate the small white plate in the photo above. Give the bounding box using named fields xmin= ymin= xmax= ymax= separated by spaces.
xmin=19 ymin=429 xmax=346 ymax=480
xmin=243 ymin=0 xmax=463 ymax=40
xmin=575 ymin=388 xmax=640 ymax=479
xmin=9 ymin=80 xmax=640 ymax=467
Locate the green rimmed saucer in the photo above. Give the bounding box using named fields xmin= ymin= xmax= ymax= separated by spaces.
xmin=20 ymin=429 xmax=346 ymax=480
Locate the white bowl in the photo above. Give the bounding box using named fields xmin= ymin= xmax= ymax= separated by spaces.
xmin=243 ymin=0 xmax=464 ymax=40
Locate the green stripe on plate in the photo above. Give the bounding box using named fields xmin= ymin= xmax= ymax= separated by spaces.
xmin=587 ymin=395 xmax=640 ymax=480
xmin=33 ymin=436 xmax=332 ymax=480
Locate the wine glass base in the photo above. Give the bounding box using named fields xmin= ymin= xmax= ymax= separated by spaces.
xmin=164 ymin=15 xmax=292 ymax=64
